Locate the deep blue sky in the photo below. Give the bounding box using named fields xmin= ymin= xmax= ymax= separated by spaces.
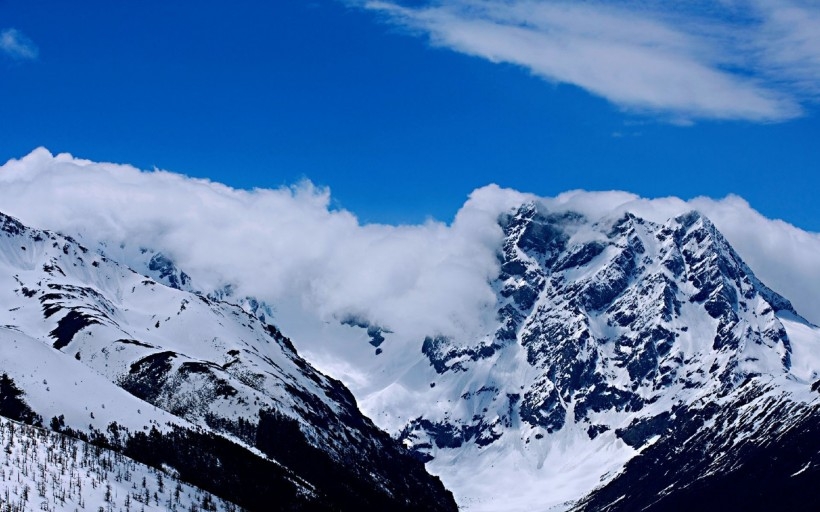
xmin=1 ymin=0 xmax=818 ymax=230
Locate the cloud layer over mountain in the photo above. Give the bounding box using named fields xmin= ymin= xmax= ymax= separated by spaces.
xmin=1 ymin=148 xmax=818 ymax=340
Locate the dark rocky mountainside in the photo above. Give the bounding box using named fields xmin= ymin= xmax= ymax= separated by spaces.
xmin=574 ymin=378 xmax=820 ymax=511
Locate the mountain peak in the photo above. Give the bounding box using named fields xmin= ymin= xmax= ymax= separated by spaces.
xmin=407 ymin=203 xmax=799 ymax=455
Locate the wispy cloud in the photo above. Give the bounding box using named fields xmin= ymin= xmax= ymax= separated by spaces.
xmin=752 ymin=0 xmax=820 ymax=97
xmin=360 ymin=0 xmax=820 ymax=122
xmin=0 ymin=28 xmax=38 ymax=60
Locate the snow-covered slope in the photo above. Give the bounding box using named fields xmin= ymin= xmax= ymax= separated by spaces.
xmin=0 ymin=212 xmax=455 ymax=511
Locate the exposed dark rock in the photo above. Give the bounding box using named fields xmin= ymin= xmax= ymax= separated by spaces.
xmin=0 ymin=373 xmax=43 ymax=427
xmin=120 ymin=351 xmax=178 ymax=402
xmin=520 ymin=379 xmax=565 ymax=432
xmin=340 ymin=315 xmax=392 ymax=348
xmin=575 ymin=387 xmax=819 ymax=512
xmin=553 ymin=241 xmax=607 ymax=272
xmin=422 ymin=335 xmax=502 ymax=374
xmin=50 ymin=310 xmax=100 ymax=350
xmin=148 ymin=253 xmax=191 ymax=290
xmin=615 ymin=411 xmax=672 ymax=448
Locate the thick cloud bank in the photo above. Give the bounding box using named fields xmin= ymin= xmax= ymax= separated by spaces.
xmin=0 ymin=149 xmax=527 ymax=340
xmin=1 ymin=148 xmax=818 ymax=335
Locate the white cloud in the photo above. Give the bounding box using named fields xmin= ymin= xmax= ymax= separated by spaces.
xmin=752 ymin=0 xmax=820 ymax=96
xmin=0 ymin=28 xmax=38 ymax=60
xmin=0 ymin=148 xmax=524 ymax=341
xmin=0 ymin=148 xmax=818 ymax=343
xmin=361 ymin=0 xmax=820 ymax=122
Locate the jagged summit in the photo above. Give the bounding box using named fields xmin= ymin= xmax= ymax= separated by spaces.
xmin=390 ymin=201 xmax=820 ymax=510
xmin=410 ymin=204 xmax=797 ymax=442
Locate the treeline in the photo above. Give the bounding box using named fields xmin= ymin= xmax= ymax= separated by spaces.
xmin=0 ymin=416 xmax=240 ymax=512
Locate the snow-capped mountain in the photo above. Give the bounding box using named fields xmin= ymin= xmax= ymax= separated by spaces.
xmin=407 ymin=206 xmax=793 ymax=443
xmin=345 ymin=202 xmax=820 ymax=510
xmin=3 ymin=195 xmax=820 ymax=512
xmin=0 ymin=212 xmax=456 ymax=511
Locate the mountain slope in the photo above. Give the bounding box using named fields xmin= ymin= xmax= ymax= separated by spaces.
xmin=573 ymin=376 xmax=820 ymax=511
xmin=0 ymin=211 xmax=456 ymax=511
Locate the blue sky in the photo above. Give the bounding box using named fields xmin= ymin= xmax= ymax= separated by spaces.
xmin=1 ymin=0 xmax=819 ymax=229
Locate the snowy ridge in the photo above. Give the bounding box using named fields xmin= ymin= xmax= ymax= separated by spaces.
xmin=2 ymin=211 xmax=346 ymax=453
xmin=0 ymin=212 xmax=455 ymax=511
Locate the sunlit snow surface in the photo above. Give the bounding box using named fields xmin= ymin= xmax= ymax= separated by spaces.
xmin=426 ymin=422 xmax=636 ymax=511
xmin=780 ymin=312 xmax=820 ymax=383
xmin=0 ymin=212 xmax=365 ymax=456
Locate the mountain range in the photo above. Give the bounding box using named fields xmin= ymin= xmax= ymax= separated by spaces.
xmin=1 ymin=198 xmax=819 ymax=511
